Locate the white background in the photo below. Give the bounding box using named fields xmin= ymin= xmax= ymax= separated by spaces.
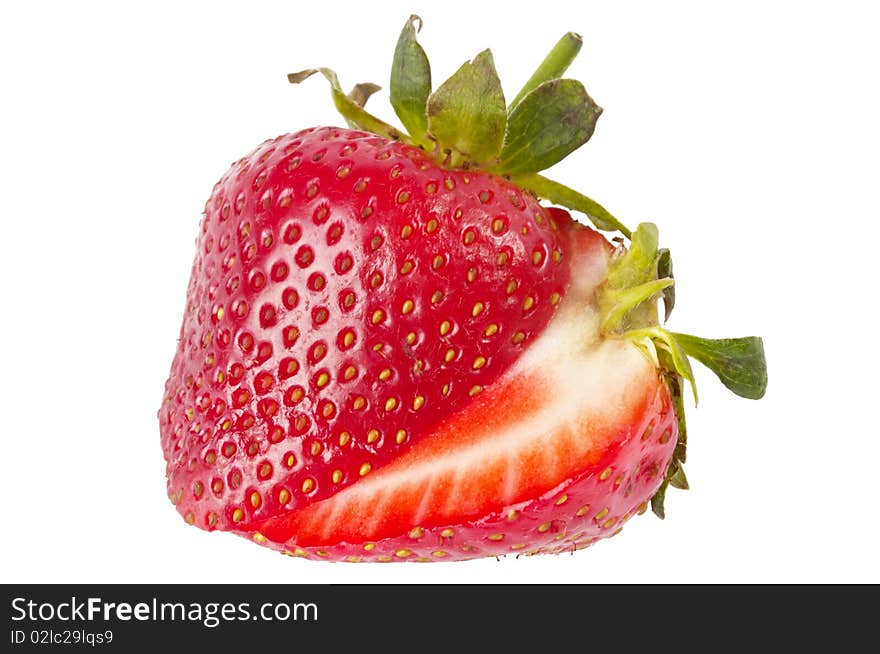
xmin=1 ymin=0 xmax=878 ymax=584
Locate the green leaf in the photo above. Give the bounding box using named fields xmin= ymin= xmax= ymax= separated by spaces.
xmin=630 ymin=332 xmax=660 ymax=368
xmin=496 ymin=79 xmax=602 ymax=175
xmin=509 ymin=32 xmax=583 ymax=112
xmin=671 ymin=333 xmax=768 ymax=400
xmin=426 ymin=49 xmax=506 ymax=165
xmin=602 ymin=279 xmax=673 ymax=334
xmin=656 ymin=248 xmax=675 ymax=322
xmin=607 ymin=223 xmax=659 ymax=289
xmin=347 ymin=83 xmax=381 ymax=109
xmin=627 ymin=326 xmax=697 ymax=403
xmin=666 ymin=374 xmax=687 ymax=464
xmin=659 ymin=334 xmax=698 ymax=404
xmin=651 ymin=480 xmax=669 ymax=519
xmin=601 ymin=224 xmax=674 ymax=332
xmin=390 ymin=15 xmax=432 ymax=143
xmin=510 ymin=173 xmax=631 ymax=237
xmin=667 ymin=465 xmax=689 ymax=490
xmin=288 ymin=68 xmax=408 ymax=143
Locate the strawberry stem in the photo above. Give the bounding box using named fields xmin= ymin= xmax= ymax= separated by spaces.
xmin=509 ymin=32 xmax=583 ymax=112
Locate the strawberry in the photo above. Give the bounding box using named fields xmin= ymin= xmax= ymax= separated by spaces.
xmin=159 ymin=18 xmax=767 ymax=561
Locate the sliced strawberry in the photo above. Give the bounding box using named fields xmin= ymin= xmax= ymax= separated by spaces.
xmin=159 ymin=17 xmax=767 ymax=561
xmin=256 ymin=230 xmax=678 ymax=559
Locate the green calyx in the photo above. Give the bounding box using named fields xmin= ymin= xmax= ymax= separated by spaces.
xmin=288 ymin=15 xmax=627 ymax=236
xmin=600 ymin=223 xmax=768 ymax=517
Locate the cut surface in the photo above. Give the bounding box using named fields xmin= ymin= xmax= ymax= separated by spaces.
xmin=259 ymin=231 xmax=663 ymax=547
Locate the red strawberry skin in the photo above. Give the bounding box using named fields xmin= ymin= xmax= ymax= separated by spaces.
xmin=159 ymin=126 xmax=576 ymax=536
